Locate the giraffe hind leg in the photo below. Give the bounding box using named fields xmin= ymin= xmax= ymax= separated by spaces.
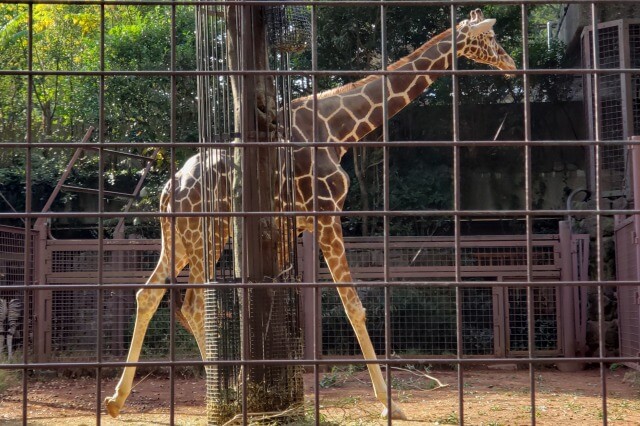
xmin=180 ymin=247 xmax=211 ymax=362
xmin=180 ymin=217 xmax=230 ymax=362
xmin=104 ymin=249 xmax=187 ymax=418
xmin=181 ymin=287 xmax=206 ymax=361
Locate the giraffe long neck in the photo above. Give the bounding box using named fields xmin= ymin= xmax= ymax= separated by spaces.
xmin=291 ymin=28 xmax=462 ymax=149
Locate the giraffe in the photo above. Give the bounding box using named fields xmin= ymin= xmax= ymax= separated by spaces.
xmin=105 ymin=9 xmax=516 ymax=420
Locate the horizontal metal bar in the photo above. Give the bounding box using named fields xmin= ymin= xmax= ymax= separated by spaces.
xmin=1 ymin=355 xmax=638 ymax=371
xmin=0 ymin=0 xmax=630 ymax=8
xmin=0 ymin=279 xmax=634 ymax=292
xmin=0 ymin=209 xmax=636 ymax=219
xmin=1 ymin=139 xmax=636 ymax=150
xmin=0 ymin=68 xmax=637 ymax=77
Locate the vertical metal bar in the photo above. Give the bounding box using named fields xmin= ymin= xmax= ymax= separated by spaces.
xmin=169 ymin=4 xmax=177 ymax=425
xmin=521 ymin=5 xmax=536 ymax=426
xmin=310 ymin=4 xmax=320 ymax=425
xmin=379 ymin=3 xmax=392 ymax=425
xmin=95 ymin=4 xmax=106 ymax=425
xmin=23 ymin=3 xmax=33 ymax=425
xmin=238 ymin=5 xmax=249 ymax=423
xmin=590 ymin=4 xmax=608 ymax=424
xmin=450 ymin=5 xmax=464 ymax=425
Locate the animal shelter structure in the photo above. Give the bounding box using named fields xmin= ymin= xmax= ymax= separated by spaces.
xmin=583 ymin=18 xmax=640 ymax=372
xmin=615 ymin=139 xmax=640 ymax=371
xmin=0 ymin=227 xmax=589 ymax=363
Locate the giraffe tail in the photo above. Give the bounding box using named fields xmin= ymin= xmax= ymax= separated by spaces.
xmin=174 ymin=296 xmax=194 ymax=335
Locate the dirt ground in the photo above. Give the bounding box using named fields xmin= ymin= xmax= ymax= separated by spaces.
xmin=1 ymin=365 xmax=639 ymax=425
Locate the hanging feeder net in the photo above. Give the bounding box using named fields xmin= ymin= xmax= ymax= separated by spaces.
xmin=265 ymin=4 xmax=311 ymax=53
xmin=196 ymin=4 xmax=304 ymax=425
xmin=195 ymin=4 xmax=241 ymax=425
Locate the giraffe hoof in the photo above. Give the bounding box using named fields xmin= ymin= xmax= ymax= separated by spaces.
xmin=104 ymin=396 xmax=121 ymax=418
xmin=381 ymin=404 xmax=407 ymax=420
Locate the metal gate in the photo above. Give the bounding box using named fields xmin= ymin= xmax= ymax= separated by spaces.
xmin=614 ymin=215 xmax=640 ymax=370
xmin=304 ymin=234 xmax=589 ymax=359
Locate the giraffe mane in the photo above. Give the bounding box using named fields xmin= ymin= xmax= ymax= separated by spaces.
xmin=296 ymin=28 xmax=454 ymax=102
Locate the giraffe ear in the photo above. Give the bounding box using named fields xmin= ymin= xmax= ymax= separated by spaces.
xmin=468 ymin=18 xmax=496 ymax=37
xmin=470 ymin=9 xmax=484 ymax=22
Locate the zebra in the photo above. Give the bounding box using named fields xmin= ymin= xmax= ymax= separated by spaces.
xmin=0 ymin=298 xmax=22 ymax=360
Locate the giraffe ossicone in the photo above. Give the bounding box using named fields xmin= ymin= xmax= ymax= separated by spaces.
xmin=105 ymin=8 xmax=516 ymax=420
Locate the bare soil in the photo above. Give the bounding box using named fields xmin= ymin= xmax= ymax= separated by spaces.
xmin=1 ymin=366 xmax=639 ymax=425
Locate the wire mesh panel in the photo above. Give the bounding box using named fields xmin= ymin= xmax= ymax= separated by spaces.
xmin=614 ymin=217 xmax=640 ymax=370
xmin=46 ymin=240 xmax=200 ymax=361
xmin=631 ymin=23 xmax=640 ymax=136
xmin=0 ymin=226 xmax=35 ymax=360
xmin=265 ymin=4 xmax=311 ymax=53
xmin=460 ymin=286 xmax=495 ymax=355
xmin=196 ymin=4 xmax=304 ymax=424
xmin=315 ymin=235 xmax=574 ymax=357
xmin=322 ymin=285 xmax=496 ymax=357
xmin=597 ymin=26 xmax=625 ymax=194
xmin=583 ymin=20 xmax=640 ymax=197
xmin=507 ymin=286 xmax=559 ymax=353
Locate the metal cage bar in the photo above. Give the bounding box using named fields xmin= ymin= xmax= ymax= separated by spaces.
xmin=0 ymin=1 xmax=639 ymax=425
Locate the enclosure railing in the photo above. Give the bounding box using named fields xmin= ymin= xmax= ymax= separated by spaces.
xmin=1 ymin=1 xmax=640 ymax=425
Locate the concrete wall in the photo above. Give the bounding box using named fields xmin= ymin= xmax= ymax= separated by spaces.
xmin=558 ymin=4 xmax=640 ymax=52
xmin=390 ymin=101 xmax=588 ymax=211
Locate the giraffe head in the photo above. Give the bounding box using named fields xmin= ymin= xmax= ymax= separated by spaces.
xmin=457 ymin=9 xmax=517 ymax=72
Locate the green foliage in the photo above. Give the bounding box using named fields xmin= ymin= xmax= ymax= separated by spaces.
xmin=319 ymin=370 xmax=340 ymax=389
xmin=342 ymin=145 xmax=453 ymax=237
xmin=319 ymin=365 xmax=364 ymax=389
xmin=0 ymin=5 xmax=197 ymax=235
xmin=0 ymin=369 xmax=20 ymax=395
xmin=0 ymin=4 xmax=575 ymax=237
xmin=435 ymin=411 xmax=460 ymax=425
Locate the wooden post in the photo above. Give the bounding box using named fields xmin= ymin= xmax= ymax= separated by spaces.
xmin=240 ymin=4 xmax=303 ymax=414
xmin=32 ymin=222 xmax=51 ymax=362
xmin=557 ymin=220 xmax=584 ymax=372
xmin=301 ymin=232 xmax=316 ymax=362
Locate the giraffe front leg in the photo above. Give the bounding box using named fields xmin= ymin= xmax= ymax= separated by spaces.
xmin=104 ymin=267 xmax=169 ymax=418
xmin=318 ymin=219 xmax=407 ymax=420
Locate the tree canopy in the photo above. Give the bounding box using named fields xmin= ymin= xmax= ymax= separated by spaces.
xmin=0 ymin=4 xmax=575 ymax=237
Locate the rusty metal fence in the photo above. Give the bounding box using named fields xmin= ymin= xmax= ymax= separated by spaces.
xmin=1 ymin=0 xmax=640 ymax=425
xmin=305 ymin=234 xmax=589 ymax=359
xmin=615 ymin=141 xmax=640 ymax=371
xmin=44 ymin=239 xmax=198 ymax=361
xmin=1 ymin=233 xmax=592 ymax=361
xmin=4 ymin=232 xmax=589 ymax=363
